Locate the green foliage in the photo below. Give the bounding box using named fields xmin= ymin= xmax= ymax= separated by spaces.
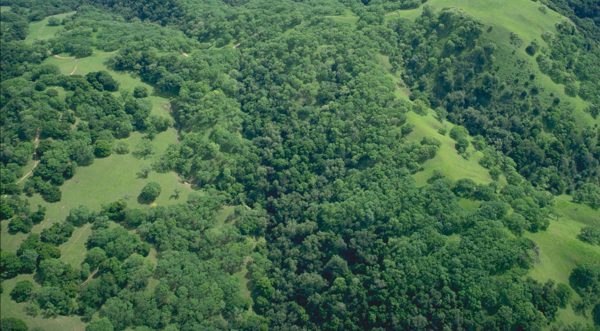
xmin=578 ymin=226 xmax=600 ymax=246
xmin=113 ymin=140 xmax=130 ymax=155
xmin=10 ymin=280 xmax=34 ymax=302
xmin=554 ymin=283 xmax=573 ymax=309
xmin=66 ymin=205 xmax=94 ymax=227
xmin=449 ymin=125 xmax=469 ymax=141
xmin=594 ymin=303 xmax=600 ymax=326
xmin=133 ymin=86 xmax=148 ymax=98
xmin=86 ymin=317 xmax=114 ymax=331
xmin=94 ymin=140 xmax=112 ymax=158
xmin=569 ymin=263 xmax=600 ymax=307
xmin=139 ymin=182 xmax=161 ymax=202
xmin=573 ymin=183 xmax=600 ymax=210
xmin=1 ymin=251 xmax=22 ymax=279
xmin=0 ymin=318 xmax=28 ymax=331
xmin=100 ymin=297 xmax=133 ymax=331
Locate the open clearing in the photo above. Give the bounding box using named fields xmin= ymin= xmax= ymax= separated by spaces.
xmin=25 ymin=12 xmax=75 ymax=42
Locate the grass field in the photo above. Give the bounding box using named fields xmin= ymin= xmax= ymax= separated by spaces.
xmin=25 ymin=12 xmax=75 ymax=42
xmin=525 ymin=199 xmax=600 ymax=327
xmin=406 ymin=110 xmax=494 ymax=186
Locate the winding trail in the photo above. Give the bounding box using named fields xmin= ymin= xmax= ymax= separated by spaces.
xmin=179 ymin=49 xmax=189 ymax=57
xmin=69 ymin=59 xmax=78 ymax=75
xmin=15 ymin=128 xmax=40 ymax=185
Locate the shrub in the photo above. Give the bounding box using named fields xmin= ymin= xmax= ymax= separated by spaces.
xmin=133 ymin=86 xmax=148 ymax=98
xmin=94 ymin=140 xmax=112 ymax=158
xmin=140 ymin=182 xmax=161 ymax=202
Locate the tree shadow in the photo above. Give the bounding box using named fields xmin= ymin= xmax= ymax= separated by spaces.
xmin=137 ymin=195 xmax=154 ymax=205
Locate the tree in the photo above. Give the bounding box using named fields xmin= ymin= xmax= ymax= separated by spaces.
xmin=85 ymin=247 xmax=108 ymax=270
xmin=100 ymin=297 xmax=133 ymax=330
xmin=86 ymin=317 xmax=115 ymax=331
xmin=139 ymin=182 xmax=161 ymax=202
xmin=554 ymin=283 xmax=572 ymax=309
xmin=1 ymin=203 xmax=15 ymax=220
xmin=39 ymin=183 xmax=61 ymax=203
xmin=66 ymin=205 xmax=94 ymax=227
xmin=133 ymin=86 xmax=148 ymax=98
xmin=1 ymin=251 xmax=22 ymax=279
xmin=593 ymin=303 xmax=600 ymax=326
xmin=10 ymin=280 xmax=34 ymax=302
xmin=1 ymin=318 xmax=28 ymax=331
xmin=94 ymin=140 xmax=112 ymax=158
xmin=578 ymin=226 xmax=600 ymax=246
xmin=20 ymin=250 xmax=39 ymax=273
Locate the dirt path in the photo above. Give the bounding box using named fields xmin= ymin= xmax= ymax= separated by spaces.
xmin=179 ymin=49 xmax=189 ymax=57
xmin=15 ymin=128 xmax=40 ymax=184
xmin=69 ymin=59 xmax=78 ymax=75
xmin=80 ymin=269 xmax=99 ymax=287
xmin=53 ymin=54 xmax=75 ymax=59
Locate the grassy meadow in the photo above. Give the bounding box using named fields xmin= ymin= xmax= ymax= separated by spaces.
xmin=25 ymin=12 xmax=75 ymax=42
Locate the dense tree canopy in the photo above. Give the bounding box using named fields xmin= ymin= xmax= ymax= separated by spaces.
xmin=2 ymin=0 xmax=600 ymax=329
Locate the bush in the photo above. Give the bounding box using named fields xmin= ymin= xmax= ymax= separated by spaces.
xmin=10 ymin=280 xmax=34 ymax=302
xmin=48 ymin=17 xmax=61 ymax=26
xmin=114 ymin=141 xmax=130 ymax=155
xmin=578 ymin=226 xmax=600 ymax=246
xmin=140 ymin=182 xmax=161 ymax=202
xmin=94 ymin=140 xmax=112 ymax=158
xmin=1 ymin=318 xmax=28 ymax=331
xmin=8 ymin=216 xmax=32 ymax=234
xmin=450 ymin=125 xmax=469 ymax=140
xmin=40 ymin=183 xmax=61 ymax=203
xmin=133 ymin=86 xmax=148 ymax=98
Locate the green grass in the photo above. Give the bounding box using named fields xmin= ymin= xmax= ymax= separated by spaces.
xmin=0 ymin=275 xmax=87 ymax=331
xmin=525 ymin=215 xmax=600 ymax=327
xmin=406 ymin=110 xmax=495 ymax=186
xmin=1 ymin=5 xmax=11 ymax=12
xmin=25 ymin=12 xmax=75 ymax=42
xmin=554 ymin=195 xmax=600 ymax=228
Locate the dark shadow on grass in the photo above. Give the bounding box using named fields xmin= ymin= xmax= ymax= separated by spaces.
xmin=137 ymin=195 xmax=156 ymax=205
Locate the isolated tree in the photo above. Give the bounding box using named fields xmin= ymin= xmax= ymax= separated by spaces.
xmin=1 ymin=318 xmax=28 ymax=331
xmin=10 ymin=280 xmax=34 ymax=302
xmin=140 ymin=182 xmax=161 ymax=202
xmin=94 ymin=140 xmax=112 ymax=158
xmin=1 ymin=251 xmax=22 ymax=279
xmin=133 ymin=86 xmax=148 ymax=98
